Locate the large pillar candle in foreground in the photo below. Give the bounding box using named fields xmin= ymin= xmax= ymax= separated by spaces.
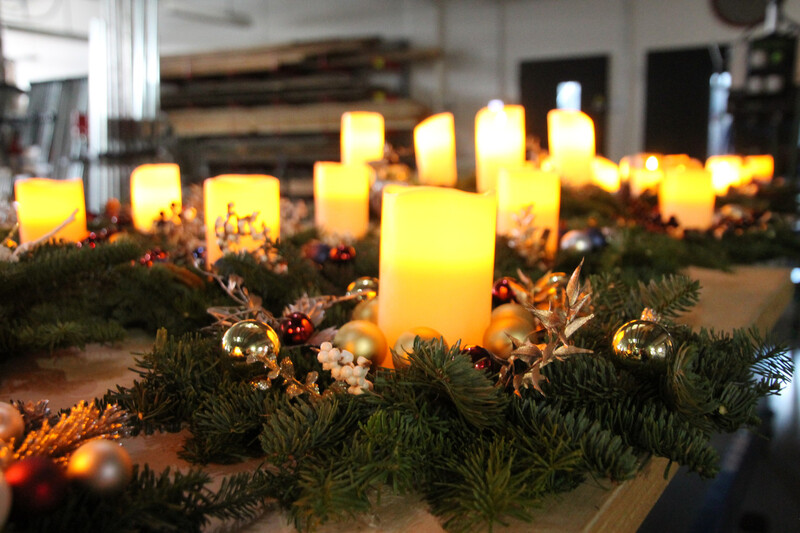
xmin=203 ymin=174 xmax=280 ymax=267
xmin=659 ymin=167 xmax=715 ymax=229
xmin=378 ymin=187 xmax=496 ymax=361
xmin=130 ymin=163 xmax=182 ymax=232
xmin=547 ymin=109 xmax=595 ymax=187
xmin=341 ymin=111 xmax=384 ymax=165
xmin=414 ymin=112 xmax=457 ymax=186
xmin=496 ymin=166 xmax=560 ymax=257
xmin=314 ymin=162 xmax=370 ymax=239
xmin=14 ymin=177 xmax=87 ymax=243
xmin=474 ymin=102 xmax=526 ymax=192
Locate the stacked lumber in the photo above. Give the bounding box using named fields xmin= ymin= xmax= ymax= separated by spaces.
xmin=161 ymin=37 xmax=436 ymax=185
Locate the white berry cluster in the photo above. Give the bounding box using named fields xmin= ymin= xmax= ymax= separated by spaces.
xmin=317 ymin=342 xmax=372 ymax=395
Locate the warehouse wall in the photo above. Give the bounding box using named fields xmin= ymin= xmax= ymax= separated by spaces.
xmin=5 ymin=0 xmax=800 ymax=165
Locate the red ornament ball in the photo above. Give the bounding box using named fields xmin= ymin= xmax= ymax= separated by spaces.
xmin=279 ymin=312 xmax=315 ymax=345
xmin=462 ymin=344 xmax=502 ymax=373
xmin=4 ymin=456 xmax=67 ymax=514
xmin=492 ymin=277 xmax=523 ymax=307
xmin=329 ymin=244 xmax=356 ymax=262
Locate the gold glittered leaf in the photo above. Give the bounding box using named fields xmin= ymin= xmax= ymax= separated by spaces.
xmin=285 ymin=383 xmax=305 ymax=398
xmin=279 ymin=358 xmax=295 ymax=379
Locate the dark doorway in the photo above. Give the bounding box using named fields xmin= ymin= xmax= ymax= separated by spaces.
xmin=519 ymin=55 xmax=609 ymax=155
xmin=644 ymin=46 xmax=728 ymax=160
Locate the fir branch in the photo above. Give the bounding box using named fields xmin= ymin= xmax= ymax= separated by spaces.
xmin=13 ymin=318 xmax=127 ymax=353
xmin=181 ymin=382 xmax=283 ymax=464
xmin=289 ymin=456 xmax=374 ymax=531
xmin=259 ymin=395 xmax=364 ymax=465
xmin=390 ymin=339 xmax=508 ymax=430
xmin=102 ymin=330 xmax=228 ymax=434
xmin=427 ymin=437 xmax=532 ymax=533
xmin=636 ymin=275 xmax=701 ymax=321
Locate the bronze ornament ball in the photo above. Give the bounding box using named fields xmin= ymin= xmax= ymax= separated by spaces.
xmin=612 ymin=319 xmax=674 ymax=362
xmin=491 ymin=303 xmax=536 ymax=327
xmin=393 ymin=327 xmax=446 ymax=365
xmin=352 ymin=297 xmax=379 ymax=323
xmin=67 ymin=439 xmax=133 ymax=494
xmin=483 ymin=316 xmax=536 ymax=359
xmin=221 ymin=319 xmax=281 ymax=364
xmin=333 ymin=320 xmax=388 ymax=365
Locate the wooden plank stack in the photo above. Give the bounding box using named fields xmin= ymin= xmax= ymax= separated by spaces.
xmin=161 ymin=37 xmax=438 ymax=186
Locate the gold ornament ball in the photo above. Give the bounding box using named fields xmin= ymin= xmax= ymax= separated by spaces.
xmin=491 ymin=303 xmax=536 ymax=327
xmin=0 ymin=402 xmax=24 ymax=443
xmin=221 ymin=319 xmax=281 ymax=364
xmin=333 ymin=320 xmax=388 ymax=366
xmin=393 ymin=327 xmax=446 ymax=365
xmin=346 ymin=277 xmax=379 ymax=301
xmin=66 ymin=439 xmax=133 ymax=494
xmin=0 ymin=469 xmax=10 ymax=529
xmin=612 ymin=319 xmax=674 ymax=362
xmin=483 ymin=316 xmax=536 ymax=359
xmin=352 ymin=297 xmax=379 ymax=323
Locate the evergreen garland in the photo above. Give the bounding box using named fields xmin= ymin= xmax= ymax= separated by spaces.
xmin=47 ymin=269 xmax=781 ymax=533
xmin=0 ymin=180 xmax=796 ymax=531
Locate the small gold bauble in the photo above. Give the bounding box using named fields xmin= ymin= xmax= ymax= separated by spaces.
xmin=333 ymin=320 xmax=388 ymax=366
xmin=0 ymin=402 xmax=24 ymax=443
xmin=66 ymin=439 xmax=133 ymax=494
xmin=352 ymin=297 xmax=379 ymax=323
xmin=346 ymin=277 xmax=379 ymax=301
xmin=611 ymin=319 xmax=674 ymax=362
xmin=221 ymin=319 xmax=281 ymax=364
xmin=393 ymin=327 xmax=446 ymax=365
xmin=491 ymin=303 xmax=536 ymax=327
xmin=483 ymin=316 xmax=536 ymax=359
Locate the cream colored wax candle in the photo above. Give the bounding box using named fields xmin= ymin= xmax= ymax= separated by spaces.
xmin=203 ymin=174 xmax=280 ymax=267
xmin=744 ymin=155 xmax=774 ymax=183
xmin=547 ymin=109 xmax=595 ymax=187
xmin=591 ymin=156 xmax=620 ymax=193
xmin=414 ymin=112 xmax=457 ymax=187
xmin=659 ymin=167 xmax=715 ymax=230
xmin=341 ymin=111 xmax=384 ymax=165
xmin=130 ymin=163 xmax=182 ymax=232
xmin=14 ymin=177 xmax=87 ymax=243
xmin=314 ymin=162 xmax=370 ymax=240
xmin=496 ymin=166 xmax=560 ymax=257
xmin=474 ymin=102 xmax=526 ymax=192
xmin=706 ymin=155 xmax=744 ymax=195
xmin=629 ymin=155 xmax=663 ymax=197
xmin=378 ymin=187 xmax=496 ymax=363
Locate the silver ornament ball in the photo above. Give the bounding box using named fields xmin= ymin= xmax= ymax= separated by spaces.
xmin=0 ymin=402 xmax=24 ymax=443
xmin=559 ymin=229 xmax=595 ymax=254
xmin=67 ymin=439 xmax=133 ymax=494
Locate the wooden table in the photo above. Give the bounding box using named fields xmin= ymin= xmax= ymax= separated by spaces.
xmin=1 ymin=266 xmax=794 ymax=532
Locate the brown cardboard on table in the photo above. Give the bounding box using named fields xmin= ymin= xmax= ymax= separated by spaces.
xmin=0 ymin=266 xmax=793 ymax=532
